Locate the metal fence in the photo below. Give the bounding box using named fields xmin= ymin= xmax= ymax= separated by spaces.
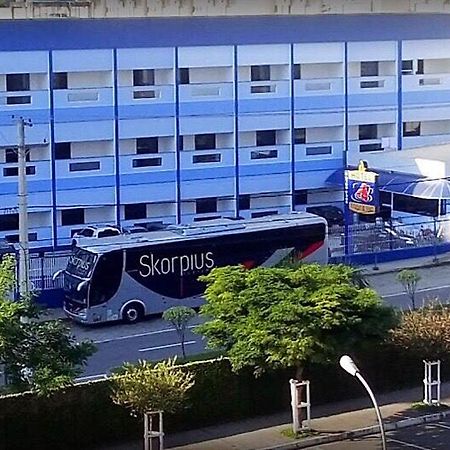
xmin=28 ymin=251 xmax=70 ymax=291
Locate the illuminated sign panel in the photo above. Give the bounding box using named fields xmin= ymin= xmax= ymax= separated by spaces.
xmin=345 ymin=161 xmax=379 ymax=215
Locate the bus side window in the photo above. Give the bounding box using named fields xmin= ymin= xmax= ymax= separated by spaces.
xmin=90 ymin=251 xmax=123 ymax=307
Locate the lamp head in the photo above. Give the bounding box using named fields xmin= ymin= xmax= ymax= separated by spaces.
xmin=339 ymin=355 xmax=359 ymax=377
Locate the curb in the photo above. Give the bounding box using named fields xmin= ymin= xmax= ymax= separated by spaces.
xmin=261 ymin=409 xmax=450 ymax=450
xmin=365 ymin=257 xmax=450 ymax=276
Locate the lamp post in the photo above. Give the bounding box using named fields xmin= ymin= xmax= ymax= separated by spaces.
xmin=339 ymin=355 xmax=387 ymax=450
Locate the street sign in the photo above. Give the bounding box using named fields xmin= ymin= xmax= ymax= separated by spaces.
xmin=345 ymin=160 xmax=379 ymax=215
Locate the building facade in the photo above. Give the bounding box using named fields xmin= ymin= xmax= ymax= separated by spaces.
xmin=2 ymin=14 xmax=450 ymax=248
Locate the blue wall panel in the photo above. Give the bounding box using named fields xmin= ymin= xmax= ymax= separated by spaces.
xmin=403 ymin=90 xmax=450 ymax=105
xmin=118 ymin=104 xmax=175 ymax=119
xmin=294 ymin=95 xmax=344 ymax=111
xmin=54 ymin=107 xmax=115 ymax=122
xmin=179 ymin=100 xmax=234 ymax=116
xmin=238 ymin=98 xmax=290 ymax=113
xmin=347 ymin=93 xmax=398 ymax=108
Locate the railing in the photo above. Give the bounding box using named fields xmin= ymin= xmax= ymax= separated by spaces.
xmin=28 ymin=251 xmax=70 ymax=291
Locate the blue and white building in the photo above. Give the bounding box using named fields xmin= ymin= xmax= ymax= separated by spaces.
xmin=2 ymin=5 xmax=450 ymax=249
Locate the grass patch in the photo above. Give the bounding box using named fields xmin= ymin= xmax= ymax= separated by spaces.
xmin=281 ymin=427 xmax=321 ymax=440
xmin=411 ymin=401 xmax=449 ymax=412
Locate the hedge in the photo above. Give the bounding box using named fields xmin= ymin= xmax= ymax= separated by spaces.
xmin=1 ymin=345 xmax=447 ymax=450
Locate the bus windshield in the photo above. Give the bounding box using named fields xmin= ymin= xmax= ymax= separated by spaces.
xmin=66 ymin=248 xmax=97 ymax=278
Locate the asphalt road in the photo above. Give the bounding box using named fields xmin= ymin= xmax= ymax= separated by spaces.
xmin=309 ymin=418 xmax=450 ymax=449
xmin=73 ymin=263 xmax=450 ymax=379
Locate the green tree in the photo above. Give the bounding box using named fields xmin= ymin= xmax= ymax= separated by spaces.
xmin=0 ymin=255 xmax=95 ymax=395
xmin=396 ymin=269 xmax=421 ymax=310
xmin=111 ymin=358 xmax=195 ymax=448
xmin=390 ymin=303 xmax=450 ymax=361
xmin=163 ymin=306 xmax=196 ymax=358
xmin=196 ymin=263 xmax=397 ymax=380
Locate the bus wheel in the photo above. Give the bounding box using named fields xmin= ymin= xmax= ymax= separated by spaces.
xmin=122 ymin=303 xmax=144 ymax=324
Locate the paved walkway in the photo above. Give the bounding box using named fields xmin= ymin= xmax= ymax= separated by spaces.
xmin=97 ymin=383 xmax=450 ymax=449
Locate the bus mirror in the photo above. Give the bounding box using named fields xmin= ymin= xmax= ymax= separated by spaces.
xmin=76 ymin=280 xmax=88 ymax=292
xmin=52 ymin=270 xmax=64 ymax=281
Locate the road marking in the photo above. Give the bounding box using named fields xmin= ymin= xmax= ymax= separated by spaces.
xmin=383 ymin=285 xmax=450 ymax=299
xmin=93 ymin=324 xmax=198 ymax=344
xmin=75 ymin=373 xmax=107 ymax=382
xmin=388 ymin=438 xmax=431 ymax=450
xmin=433 ymin=422 xmax=450 ymax=430
xmin=139 ymin=340 xmax=197 ymax=352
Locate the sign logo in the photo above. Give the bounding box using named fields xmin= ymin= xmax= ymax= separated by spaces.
xmin=345 ymin=161 xmax=379 ymax=215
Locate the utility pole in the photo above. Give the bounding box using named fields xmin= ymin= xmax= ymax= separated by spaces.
xmin=16 ymin=117 xmax=32 ymax=298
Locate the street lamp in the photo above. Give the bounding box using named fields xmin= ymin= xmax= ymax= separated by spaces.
xmin=339 ymin=355 xmax=387 ymax=450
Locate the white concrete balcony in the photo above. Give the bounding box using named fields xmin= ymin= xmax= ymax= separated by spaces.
xmin=403 ymin=133 xmax=450 ymax=148
xmin=402 ymin=73 xmax=450 ymax=91
xmin=179 ymin=82 xmax=233 ymax=102
xmin=120 ymin=152 xmax=176 ymax=173
xmin=348 ymin=76 xmax=397 ymax=93
xmin=55 ymin=155 xmax=114 ymax=177
xmin=180 ymin=147 xmax=234 ymax=169
xmin=348 ymin=138 xmax=385 ymax=154
xmin=294 ymin=78 xmax=343 ymax=96
xmin=240 ymin=144 xmax=290 ymax=165
xmin=53 ymin=87 xmax=113 ymax=108
xmin=0 ymin=90 xmax=48 ymax=110
xmin=295 ymin=141 xmax=344 ymax=160
xmin=117 ymin=84 xmax=175 ymax=105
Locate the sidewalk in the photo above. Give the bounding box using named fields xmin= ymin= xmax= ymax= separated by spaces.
xmin=98 ymin=383 xmax=450 ymax=450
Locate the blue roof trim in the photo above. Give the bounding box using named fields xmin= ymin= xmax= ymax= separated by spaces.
xmin=2 ymin=15 xmax=450 ymax=51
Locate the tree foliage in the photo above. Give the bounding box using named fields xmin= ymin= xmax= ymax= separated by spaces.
xmin=0 ymin=254 xmax=95 ymax=395
xmin=196 ymin=264 xmax=397 ymax=378
xmin=111 ymin=358 xmax=195 ymax=416
xmin=163 ymin=306 xmax=196 ymax=358
xmin=396 ymin=269 xmax=421 ymax=310
xmin=390 ymin=303 xmax=450 ymax=361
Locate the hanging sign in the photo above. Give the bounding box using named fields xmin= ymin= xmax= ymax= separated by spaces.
xmin=345 ymin=160 xmax=379 ymax=215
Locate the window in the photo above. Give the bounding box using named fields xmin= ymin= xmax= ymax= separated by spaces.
xmin=178 ymin=135 xmax=184 ymax=151
xmin=6 ymin=73 xmax=30 ymax=91
xmin=359 ymin=124 xmax=378 ymax=140
xmin=61 ymin=208 xmax=85 ymax=226
xmin=132 ymin=157 xmax=162 ymax=168
xmin=403 ymin=122 xmax=421 ymax=137
xmin=193 ymin=154 xmax=221 ymax=164
xmin=417 ymin=59 xmax=424 ymax=75
xmin=256 ymin=130 xmax=276 ymax=147
xmin=55 ymin=142 xmax=71 ymax=160
xmin=69 ymin=161 xmax=100 ymax=172
xmin=137 ymin=137 xmax=158 ymax=154
xmin=251 ymin=149 xmax=278 ymax=160
xmin=306 ymin=145 xmax=332 ymax=156
xmin=294 ymin=190 xmax=307 ymax=205
xmin=179 ymin=68 xmax=190 ymax=85
xmin=238 ymin=194 xmax=250 ymax=210
xmin=194 ymin=134 xmax=216 ymax=150
xmin=53 ymin=72 xmax=68 ymax=90
xmin=5 ymin=148 xmax=30 ymax=163
xmin=294 ymin=128 xmax=306 ymax=145
xmin=252 ymin=210 xmax=277 ymax=218
xmin=196 ymin=197 xmax=217 ymax=214
xmin=0 ymin=213 xmax=18 ymax=231
xmin=402 ymin=60 xmax=413 ymax=75
xmin=293 ymin=64 xmax=301 ymax=80
xmin=393 ymin=193 xmax=438 ymax=217
xmin=5 ymin=232 xmax=37 ymax=243
xmin=251 ymin=65 xmax=270 ymax=82
xmin=3 ymin=166 xmax=35 ymax=177
xmin=360 ymin=61 xmax=378 ymax=77
xmin=125 ymin=203 xmax=147 ymax=220
xmin=133 ymin=69 xmax=155 ymax=86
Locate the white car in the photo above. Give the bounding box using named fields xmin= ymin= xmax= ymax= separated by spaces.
xmin=71 ymin=225 xmax=122 ymax=247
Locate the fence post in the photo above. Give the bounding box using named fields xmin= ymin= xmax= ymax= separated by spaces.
xmin=423 ymin=360 xmax=441 ymax=406
xmin=290 ymin=379 xmax=311 ymax=433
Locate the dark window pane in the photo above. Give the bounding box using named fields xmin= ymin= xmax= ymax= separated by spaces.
xmin=294 ymin=190 xmax=307 ymax=205
xmin=402 ymin=60 xmax=413 ymax=75
xmin=403 ymin=122 xmax=421 ymax=137
xmin=251 ymin=65 xmax=270 ymax=81
xmin=193 ymin=154 xmax=221 ymax=164
xmin=53 ymin=72 xmax=68 ymax=90
xmin=238 ymin=194 xmax=250 ymax=210
xmin=195 ymin=134 xmax=216 ymax=150
xmin=359 ymin=143 xmax=382 ymax=152
xmin=125 ymin=203 xmax=147 ymax=220
xmin=5 ymin=232 xmax=37 ymax=243
xmin=132 ymin=157 xmax=162 ymax=168
xmin=61 ymin=208 xmax=85 ymax=226
xmin=5 ymin=148 xmax=27 ymax=163
xmin=178 ymin=135 xmax=184 ymax=151
xmin=55 ymin=142 xmax=71 ymax=160
xmin=256 ymin=130 xmax=276 ymax=146
xmin=294 ymin=128 xmax=306 ymax=144
xmin=179 ymin=68 xmax=190 ymax=85
xmin=6 ymin=73 xmax=30 ymax=91
xmin=69 ymin=161 xmax=100 ymax=172
xmin=293 ymin=64 xmax=301 ymax=80
xmin=137 ymin=137 xmax=158 ymax=154
xmin=393 ymin=194 xmax=438 ymax=217
xmin=6 ymin=95 xmax=31 ymax=105
xmin=359 ymin=124 xmax=378 ymax=140
xmin=250 ymin=85 xmax=272 ymax=93
xmin=380 ymin=191 xmax=392 ymax=205
xmin=3 ymin=166 xmax=35 ymax=177
xmin=306 ymin=145 xmax=332 ymax=156
xmin=133 ymin=69 xmax=155 ymax=86
xmin=0 ymin=213 xmax=19 ymax=231
xmin=360 ymin=61 xmax=378 ymax=77
xmin=417 ymin=59 xmax=424 ymax=75
xmin=196 ymin=198 xmax=217 ymax=214
xmin=251 ymin=150 xmax=278 ymax=160
xmin=251 ymin=210 xmax=277 ymax=218
xmin=133 ymin=90 xmax=156 ymax=99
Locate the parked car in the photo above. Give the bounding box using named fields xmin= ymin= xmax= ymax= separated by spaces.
xmin=306 ymin=205 xmax=345 ymax=227
xmin=71 ymin=225 xmax=122 ymax=247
